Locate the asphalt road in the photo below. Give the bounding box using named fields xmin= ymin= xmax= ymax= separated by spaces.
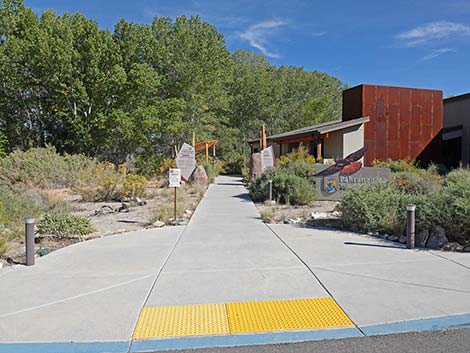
xmin=155 ymin=328 xmax=470 ymax=353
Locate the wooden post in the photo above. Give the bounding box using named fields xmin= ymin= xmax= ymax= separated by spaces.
xmin=205 ymin=143 xmax=209 ymax=163
xmin=279 ymin=143 xmax=283 ymax=156
xmin=317 ymin=140 xmax=322 ymax=161
xmin=192 ymin=132 xmax=196 ymax=147
xmin=173 ymin=187 xmax=177 ymax=223
xmin=262 ymin=124 xmax=267 ymax=150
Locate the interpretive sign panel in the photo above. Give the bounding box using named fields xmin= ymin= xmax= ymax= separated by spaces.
xmin=176 ymin=143 xmax=196 ymax=181
xmin=261 ymin=146 xmax=275 ymax=172
xmin=169 ymin=168 xmax=181 ymax=187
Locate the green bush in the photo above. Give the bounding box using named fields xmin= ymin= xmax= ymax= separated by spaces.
xmin=279 ymin=158 xmax=318 ymax=182
xmin=372 ymin=158 xmax=419 ymax=173
xmin=391 ymin=170 xmax=442 ymax=194
xmin=339 ymin=183 xmax=406 ymax=234
xmin=222 ymin=152 xmax=246 ymax=175
xmin=339 ymin=167 xmax=470 ymax=243
xmin=0 ymin=236 xmax=6 ymax=255
xmin=249 ymin=169 xmax=316 ymax=205
xmin=0 ymin=147 xmax=97 ymax=189
xmin=37 ymin=213 xmax=94 ymax=238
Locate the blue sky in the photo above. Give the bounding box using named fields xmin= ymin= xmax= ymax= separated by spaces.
xmin=25 ymin=0 xmax=470 ymax=96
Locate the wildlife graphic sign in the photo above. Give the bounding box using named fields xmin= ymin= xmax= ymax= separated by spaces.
xmin=315 ymin=146 xmax=391 ymax=200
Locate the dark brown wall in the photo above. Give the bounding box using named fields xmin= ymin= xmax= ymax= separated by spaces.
xmin=343 ymin=84 xmax=443 ymax=166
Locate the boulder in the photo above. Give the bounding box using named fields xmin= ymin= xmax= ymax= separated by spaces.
xmin=191 ymin=166 xmax=209 ymax=188
xmin=387 ymin=235 xmax=399 ymax=242
xmin=426 ymin=226 xmax=448 ymax=249
xmin=464 ymin=246 xmax=470 ymax=253
xmin=415 ymin=230 xmax=430 ymax=248
xmin=250 ymin=153 xmax=263 ymax=179
xmin=399 ymin=235 xmax=407 ymax=244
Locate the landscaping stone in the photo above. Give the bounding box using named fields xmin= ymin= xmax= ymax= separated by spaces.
xmin=399 ymin=235 xmax=407 ymax=244
xmin=463 ymin=246 xmax=470 ymax=253
xmin=135 ymin=197 xmax=147 ymax=206
xmin=151 ymin=221 xmax=165 ymax=228
xmin=387 ymin=235 xmax=399 ymax=242
xmin=441 ymin=242 xmax=464 ymax=252
xmin=118 ymin=203 xmax=130 ymax=213
xmin=250 ymin=152 xmax=262 ymax=179
xmin=415 ymin=230 xmax=430 ymax=248
xmin=191 ymin=166 xmax=209 ymax=188
xmin=426 ymin=226 xmax=448 ymax=249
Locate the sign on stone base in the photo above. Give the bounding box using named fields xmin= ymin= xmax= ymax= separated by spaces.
xmin=261 ymin=146 xmax=276 ymax=172
xmin=315 ymin=163 xmax=391 ymax=200
xmin=176 ymin=143 xmax=196 ymax=181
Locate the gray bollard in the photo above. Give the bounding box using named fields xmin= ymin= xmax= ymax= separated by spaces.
xmin=406 ymin=204 xmax=416 ymax=249
xmin=25 ymin=217 xmax=35 ymax=266
xmin=268 ymin=180 xmax=273 ymax=202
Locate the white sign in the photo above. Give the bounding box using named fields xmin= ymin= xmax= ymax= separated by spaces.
xmin=176 ymin=143 xmax=196 ymax=181
xmin=169 ymin=168 xmax=181 ymax=187
xmin=261 ymin=146 xmax=275 ymax=172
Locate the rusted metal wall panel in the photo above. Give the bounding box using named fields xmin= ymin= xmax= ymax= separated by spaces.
xmin=343 ymin=84 xmax=443 ymax=166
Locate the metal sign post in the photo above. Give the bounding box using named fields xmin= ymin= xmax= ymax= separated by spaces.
xmin=169 ymin=169 xmax=182 ymax=223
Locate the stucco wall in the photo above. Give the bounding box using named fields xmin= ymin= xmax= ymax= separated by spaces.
xmin=444 ymin=97 xmax=470 ymax=167
xmin=323 ymin=130 xmax=343 ymax=160
xmin=343 ymin=124 xmax=365 ymax=159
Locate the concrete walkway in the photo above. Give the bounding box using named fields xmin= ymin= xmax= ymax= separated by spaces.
xmin=1 ymin=175 xmax=470 ymax=353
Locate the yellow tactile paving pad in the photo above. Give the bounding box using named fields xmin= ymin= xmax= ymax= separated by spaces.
xmin=226 ymin=297 xmax=353 ymax=333
xmin=133 ymin=304 xmax=230 ymax=338
xmin=133 ymin=297 xmax=353 ymax=339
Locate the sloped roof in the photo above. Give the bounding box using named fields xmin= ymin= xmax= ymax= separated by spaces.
xmin=258 ymin=116 xmax=370 ymax=142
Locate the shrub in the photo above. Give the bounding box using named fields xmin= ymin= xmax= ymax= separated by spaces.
xmin=339 ymin=183 xmax=405 ymax=234
xmin=76 ymin=162 xmax=125 ymax=201
xmin=0 ymin=236 xmax=6 ymax=255
xmin=339 ymin=167 xmax=470 ymax=243
xmin=222 ymin=152 xmax=246 ymax=175
xmin=123 ymin=174 xmax=148 ymax=198
xmin=0 ymin=147 xmax=96 ymax=189
xmin=372 ymin=158 xmax=419 ymax=173
xmin=37 ymin=213 xmax=94 ymax=238
xmin=249 ymin=169 xmax=316 ymax=205
xmin=391 ymin=170 xmax=442 ymax=194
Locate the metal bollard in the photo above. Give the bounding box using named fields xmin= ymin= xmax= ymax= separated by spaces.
xmin=406 ymin=204 xmax=416 ymax=249
xmin=268 ymin=180 xmax=273 ymax=202
xmin=25 ymin=217 xmax=35 ymax=266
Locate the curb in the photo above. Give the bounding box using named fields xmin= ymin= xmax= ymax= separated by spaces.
xmin=2 ymin=313 xmax=470 ymax=353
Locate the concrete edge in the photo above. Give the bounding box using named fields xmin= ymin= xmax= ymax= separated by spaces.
xmin=0 ymin=341 xmax=130 ymax=353
xmin=3 ymin=313 xmax=470 ymax=353
xmin=360 ymin=313 xmax=470 ymax=336
xmin=130 ymin=327 xmax=362 ymax=352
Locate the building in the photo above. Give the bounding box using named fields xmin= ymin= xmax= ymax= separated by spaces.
xmin=343 ymin=84 xmax=443 ymax=166
xmin=249 ymin=117 xmax=369 ymax=162
xmin=251 ymin=84 xmax=449 ymax=167
xmin=443 ymin=94 xmax=470 ymax=167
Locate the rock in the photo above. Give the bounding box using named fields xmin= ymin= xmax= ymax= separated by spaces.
xmin=118 ymin=203 xmax=130 ymax=213
xmin=311 ymin=212 xmax=329 ymax=220
xmin=399 ymin=235 xmax=407 ymax=244
xmin=264 ymin=200 xmax=276 ymax=206
xmin=135 ymin=197 xmax=147 ymax=206
xmin=92 ymin=205 xmax=115 ymax=216
xmin=441 ymin=242 xmax=464 ymax=252
xmin=185 ymin=209 xmax=192 ymax=215
xmin=249 ymin=153 xmax=263 ymax=179
xmin=151 ymin=220 xmax=165 ymax=228
xmin=464 ymin=246 xmax=470 ymax=253
xmin=415 ymin=230 xmax=430 ymax=248
xmin=287 ymin=217 xmax=304 ymax=224
xmin=426 ymin=226 xmax=448 ymax=249
xmin=191 ymin=166 xmax=209 ymax=188
xmin=387 ymin=235 xmax=399 ymax=242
